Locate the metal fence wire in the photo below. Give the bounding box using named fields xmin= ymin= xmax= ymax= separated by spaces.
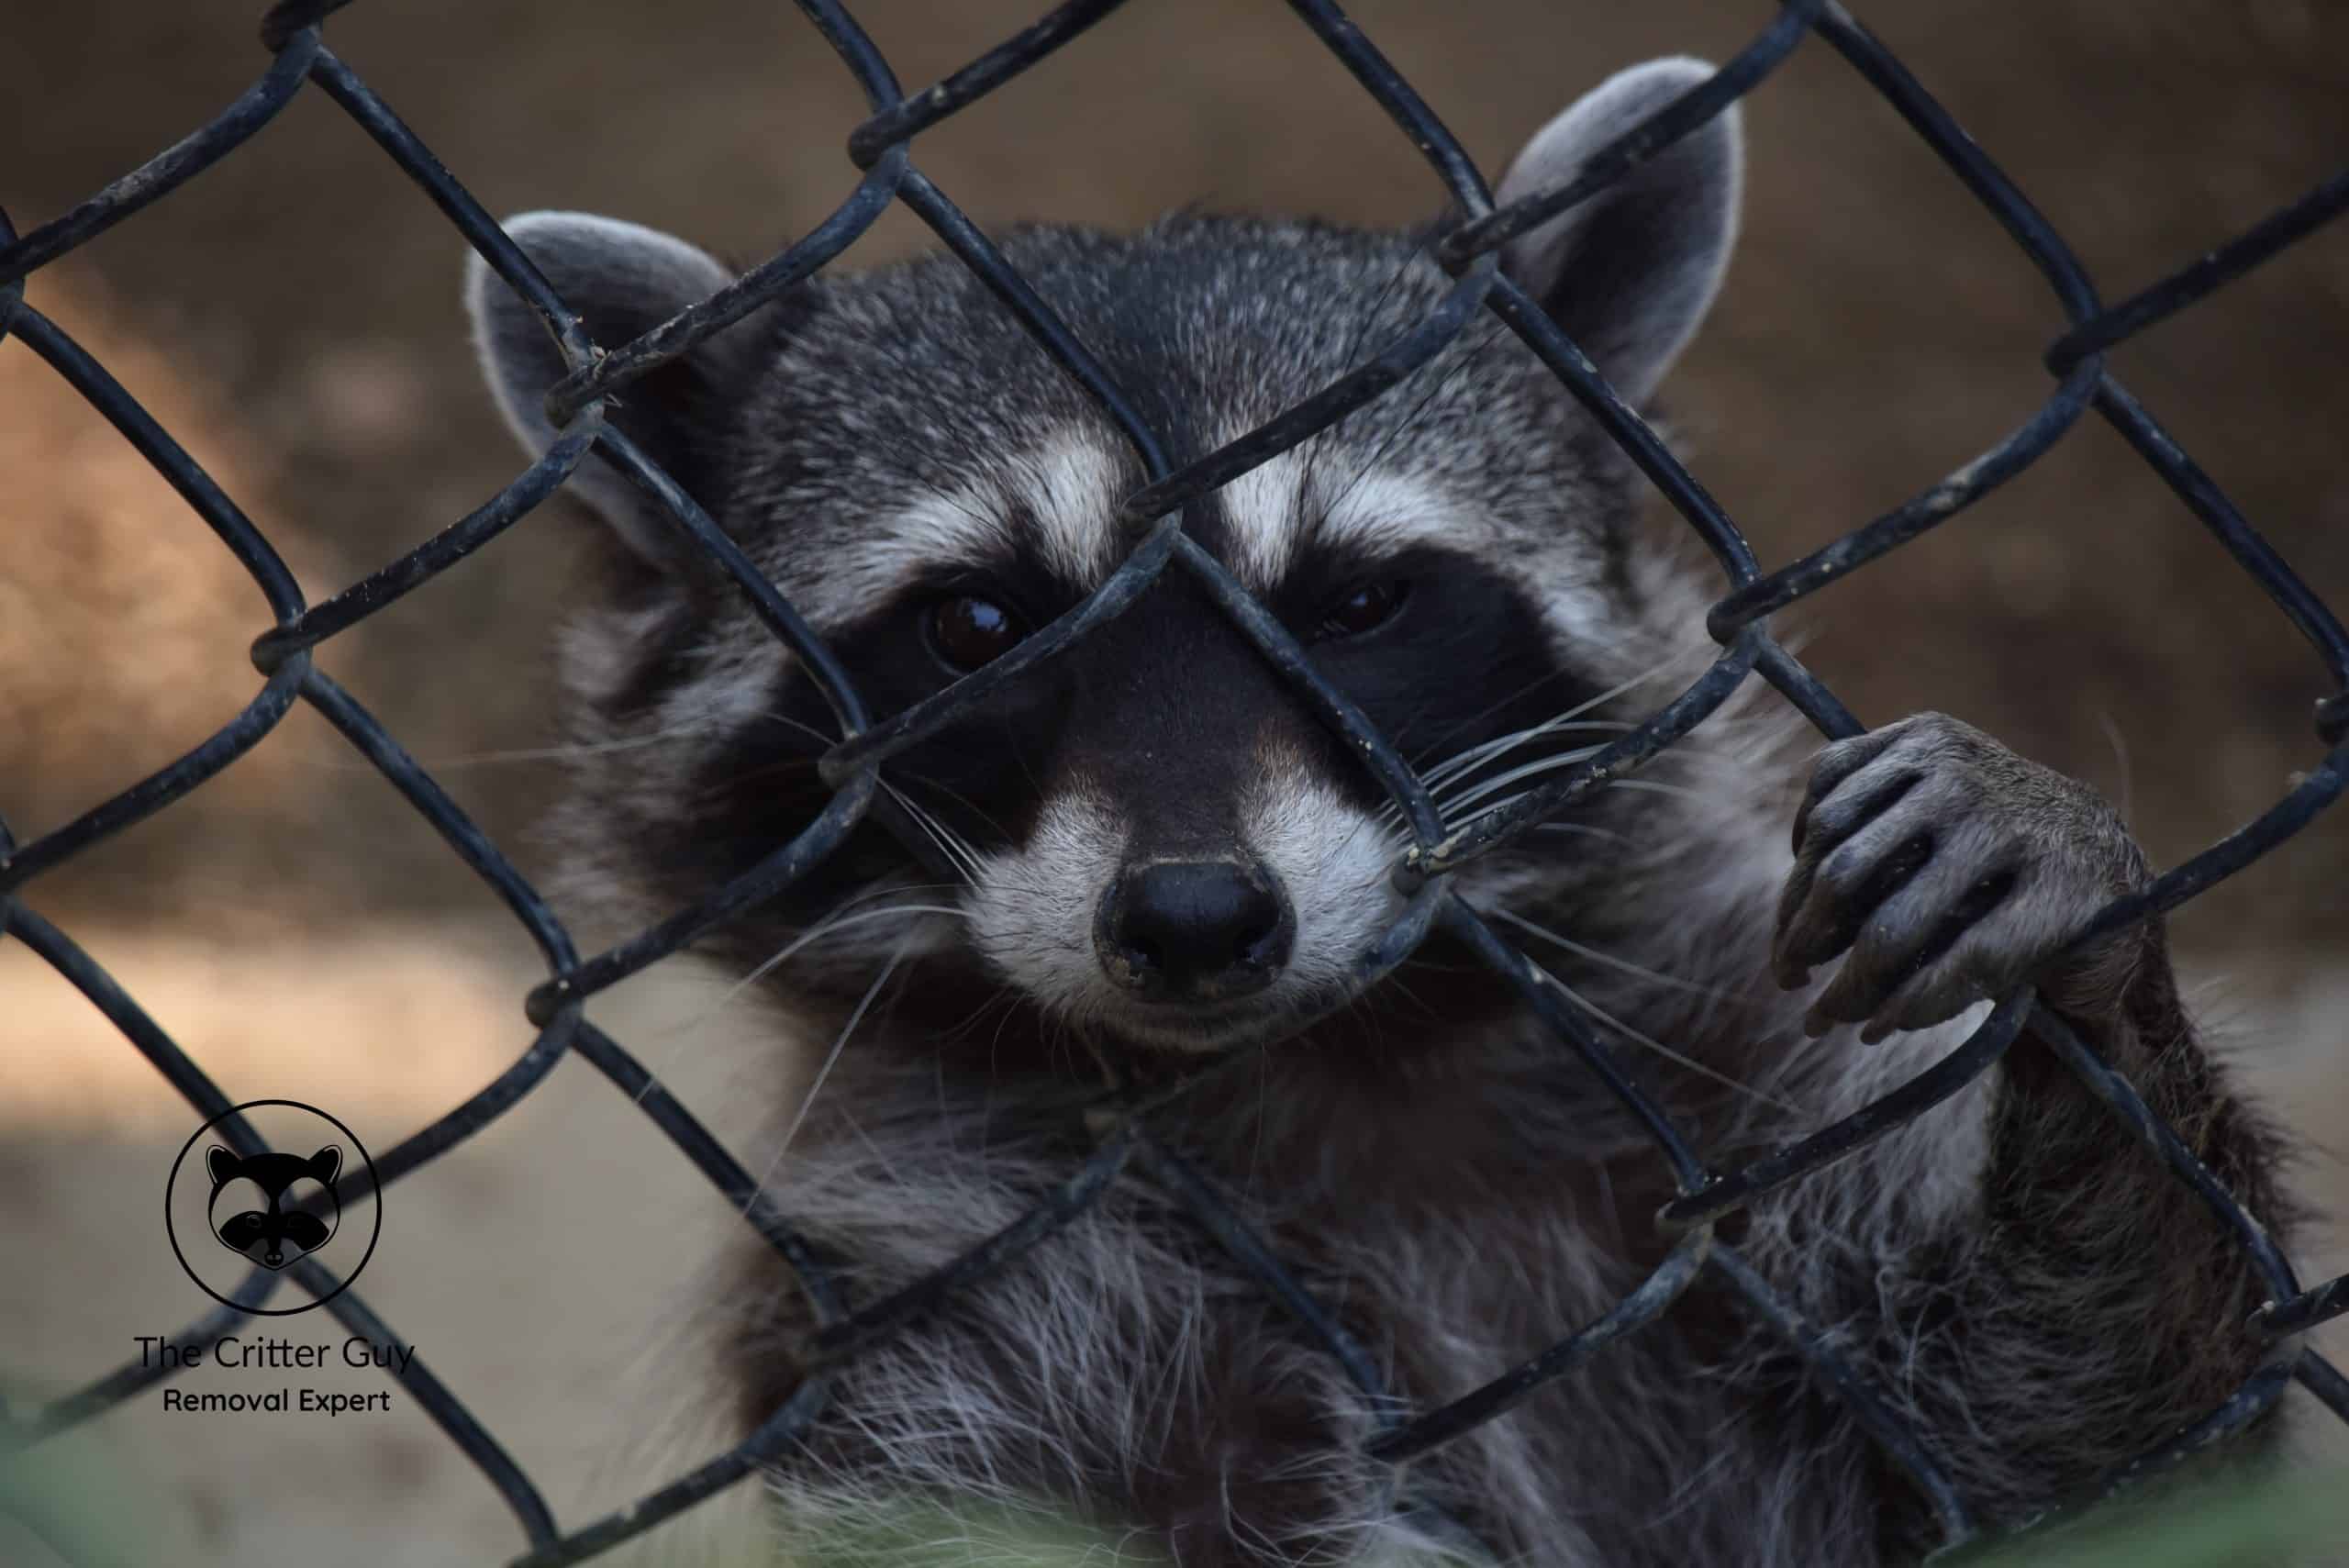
xmin=6 ymin=0 xmax=2349 ymax=1561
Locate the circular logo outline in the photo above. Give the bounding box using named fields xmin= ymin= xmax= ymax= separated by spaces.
xmin=166 ymin=1098 xmax=382 ymax=1317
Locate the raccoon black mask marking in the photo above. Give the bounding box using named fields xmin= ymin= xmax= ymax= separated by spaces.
xmin=465 ymin=53 xmax=2291 ymax=1568
xmin=207 ymin=1145 xmax=340 ymax=1271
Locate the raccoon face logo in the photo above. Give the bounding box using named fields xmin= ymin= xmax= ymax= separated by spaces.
xmin=206 ymin=1145 xmax=340 ymax=1271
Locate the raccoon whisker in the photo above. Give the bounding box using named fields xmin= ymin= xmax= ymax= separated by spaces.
xmin=890 ymin=804 xmax=975 ymax=886
xmin=910 ymin=795 xmax=989 ymax=881
xmin=889 ymin=769 xmax=1016 ymax=844
xmin=1440 ymin=768 xmax=1712 ymax=841
xmin=1379 ymin=729 xmax=1611 ymax=831
xmin=1467 ymin=648 xmax=1698 ymax=745
xmin=1403 ymin=669 xmax=1619 ymax=772
xmin=883 ymin=782 xmax=985 ymax=884
xmin=1484 ymin=906 xmax=1746 ymax=1005
xmin=938 ymin=984 xmax=1021 ymax=1053
xmin=1406 ymin=647 xmax=1703 ymax=796
xmin=1409 ymin=722 xmax=1634 ymax=807
xmin=621 ymin=889 xmax=962 ymax=1108
xmin=713 ymin=901 xmax=967 ymax=1017
xmin=1430 ymin=743 xmax=1612 ymax=817
xmin=1414 ymin=719 xmax=1634 ymax=794
xmin=1428 ymin=741 xmax=1616 ymax=802
xmin=640 ymin=880 xmax=957 ymax=1047
xmin=1530 ymin=822 xmax=1633 ymax=847
xmin=1444 ymin=788 xmax=1602 ymax=840
xmin=752 ymin=707 xmax=850 ymax=749
xmin=1530 ymin=954 xmax=1796 ymax=1113
xmin=1600 ymin=778 xmax=1709 ymax=802
xmin=1444 ymin=768 xmax=1753 ymax=844
xmin=744 ymin=936 xmax=912 ymax=1213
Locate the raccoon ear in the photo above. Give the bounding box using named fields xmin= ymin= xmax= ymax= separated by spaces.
xmin=1493 ymin=57 xmax=1742 ymax=406
xmin=465 ymin=212 xmax=771 ymax=570
xmin=206 ymin=1146 xmax=239 ymax=1187
xmin=308 ymin=1146 xmax=341 ymax=1185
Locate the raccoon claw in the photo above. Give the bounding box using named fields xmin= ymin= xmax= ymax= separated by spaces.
xmin=1773 ymin=712 xmax=2149 ymax=1041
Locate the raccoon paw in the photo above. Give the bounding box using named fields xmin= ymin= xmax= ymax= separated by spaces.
xmin=1771 ymin=712 xmax=2151 ymax=1042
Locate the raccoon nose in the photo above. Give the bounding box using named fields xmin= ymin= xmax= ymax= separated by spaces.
xmin=1097 ymin=861 xmax=1293 ymax=1002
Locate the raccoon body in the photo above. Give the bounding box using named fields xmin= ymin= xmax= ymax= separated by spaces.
xmin=466 ymin=58 xmax=2290 ymax=1568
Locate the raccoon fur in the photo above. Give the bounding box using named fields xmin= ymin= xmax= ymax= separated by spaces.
xmin=464 ymin=56 xmax=2294 ymax=1568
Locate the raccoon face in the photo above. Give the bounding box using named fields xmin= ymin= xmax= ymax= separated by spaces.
xmin=468 ymin=59 xmax=1740 ymax=1057
xmin=207 ymin=1145 xmax=341 ymax=1271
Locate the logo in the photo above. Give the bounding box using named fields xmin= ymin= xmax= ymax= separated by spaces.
xmin=166 ymin=1100 xmax=380 ymax=1316
xmin=207 ymin=1144 xmax=341 ymax=1269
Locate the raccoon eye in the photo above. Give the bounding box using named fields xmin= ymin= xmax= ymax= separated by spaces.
xmin=1315 ymin=580 xmax=1410 ymax=641
xmin=926 ymin=594 xmax=1027 ymax=673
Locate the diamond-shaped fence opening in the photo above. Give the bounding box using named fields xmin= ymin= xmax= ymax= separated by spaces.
xmin=4 ymin=0 xmax=2347 ymax=1562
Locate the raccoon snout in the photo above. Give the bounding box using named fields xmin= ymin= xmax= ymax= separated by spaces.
xmin=1095 ymin=860 xmax=1294 ymax=1005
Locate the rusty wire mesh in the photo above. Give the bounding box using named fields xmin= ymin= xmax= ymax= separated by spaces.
xmin=5 ymin=0 xmax=2349 ymax=1562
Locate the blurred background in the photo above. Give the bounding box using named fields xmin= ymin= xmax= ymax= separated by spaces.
xmin=3 ymin=1 xmax=2345 ymax=1562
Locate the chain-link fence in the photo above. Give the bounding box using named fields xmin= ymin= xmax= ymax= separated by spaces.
xmin=5 ymin=0 xmax=2349 ymax=1562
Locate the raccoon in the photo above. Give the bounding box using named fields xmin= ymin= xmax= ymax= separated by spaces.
xmin=464 ymin=56 xmax=2292 ymax=1568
